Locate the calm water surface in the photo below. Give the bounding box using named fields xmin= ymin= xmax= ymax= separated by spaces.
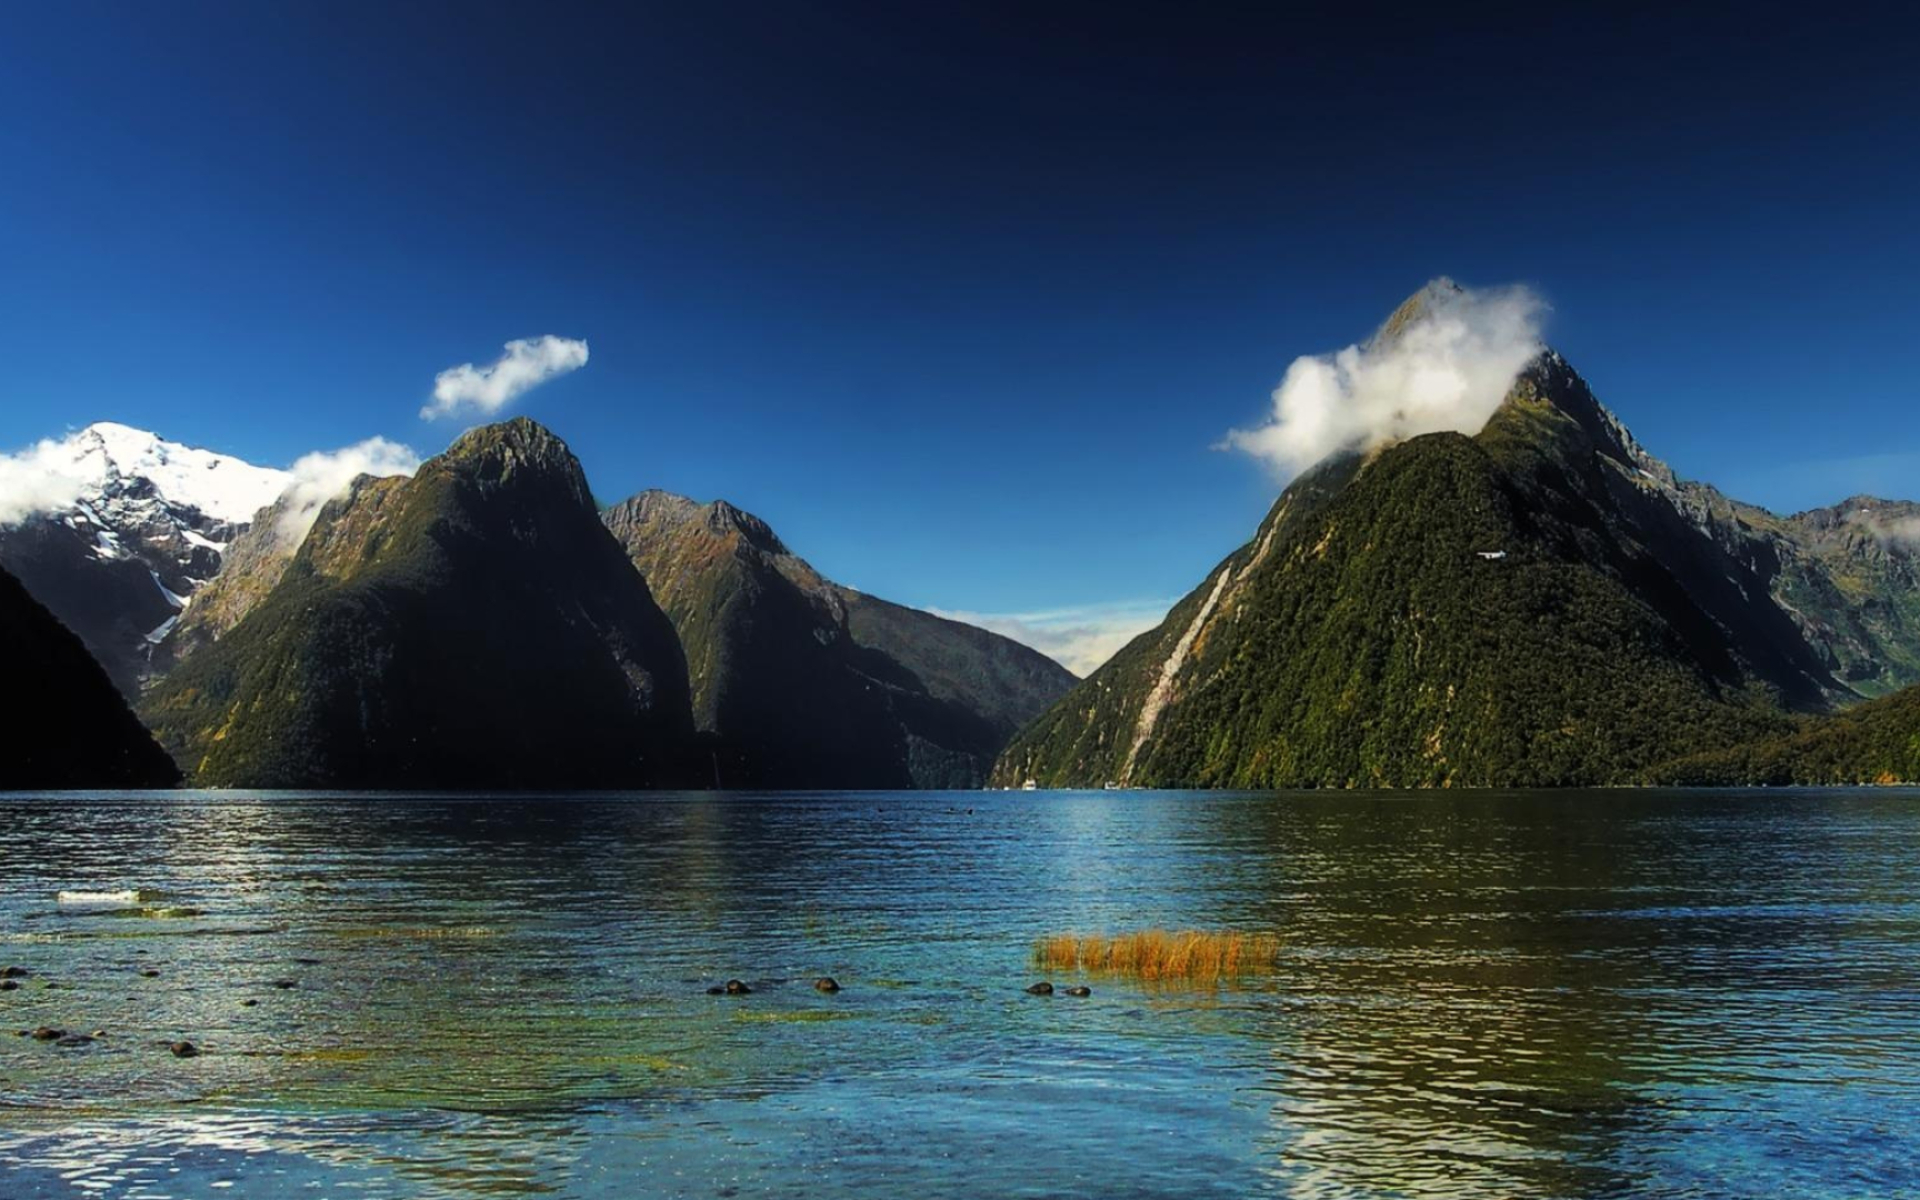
xmin=1 ymin=789 xmax=1917 ymax=1198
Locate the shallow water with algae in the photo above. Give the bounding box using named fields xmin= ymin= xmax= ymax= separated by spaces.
xmin=2 ymin=789 xmax=1919 ymax=1198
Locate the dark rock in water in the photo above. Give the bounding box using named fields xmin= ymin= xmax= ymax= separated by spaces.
xmin=30 ymin=1026 xmax=65 ymax=1041
xmin=0 ymin=980 xmax=17 ymax=992
xmin=1 ymin=966 xmax=29 ymax=978
xmin=56 ymin=1034 xmax=94 ymax=1048
xmin=270 ymin=979 xmax=298 ymax=989
xmin=293 ymin=957 xmax=322 ymax=966
xmin=139 ymin=969 xmax=161 ymax=978
xmin=813 ymin=977 xmax=841 ymax=993
xmin=240 ymin=998 xmax=260 ymax=1007
xmin=705 ymin=985 xmax=725 ymax=995
xmin=169 ymin=1040 xmax=199 ymax=1058
xmin=1025 ymin=982 xmax=1054 ymax=996
xmin=724 ymin=979 xmax=752 ymax=995
xmin=1065 ymin=986 xmax=1092 ymax=997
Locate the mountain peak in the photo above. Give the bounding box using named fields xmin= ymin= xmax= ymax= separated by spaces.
xmin=439 ymin=418 xmax=592 ymax=507
xmin=608 ymin=489 xmax=790 ymax=556
xmin=1372 ymin=276 xmax=1467 ymax=347
xmin=50 ymin=422 xmax=290 ymax=525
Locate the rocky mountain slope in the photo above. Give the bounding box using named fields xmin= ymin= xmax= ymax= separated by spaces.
xmin=605 ymin=490 xmax=1076 ymax=787
xmin=0 ymin=423 xmax=288 ymax=695
xmin=994 ymin=284 xmax=1917 ymax=789
xmin=0 ymin=562 xmax=180 ymax=788
xmin=143 ymin=419 xmax=696 ymax=788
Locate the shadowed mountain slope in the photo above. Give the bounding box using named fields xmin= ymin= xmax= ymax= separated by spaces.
xmin=605 ymin=490 xmax=1075 ymax=788
xmin=0 ymin=563 xmax=180 ymax=788
xmin=143 ymin=419 xmax=696 ymax=788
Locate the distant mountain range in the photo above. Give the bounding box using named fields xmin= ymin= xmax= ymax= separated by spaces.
xmin=993 ymin=283 xmax=1920 ymax=788
xmin=0 ymin=418 xmax=1071 ymax=788
xmin=3 ymin=286 xmax=1917 ymax=790
xmin=0 ymin=423 xmax=288 ymax=695
xmin=605 ymin=490 xmax=1074 ymax=787
xmin=141 ymin=420 xmax=700 ymax=788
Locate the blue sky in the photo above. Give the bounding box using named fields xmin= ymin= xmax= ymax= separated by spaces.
xmin=2 ymin=3 xmax=1916 ymax=667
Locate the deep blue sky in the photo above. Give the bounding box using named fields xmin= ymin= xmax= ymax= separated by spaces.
xmin=3 ymin=2 xmax=1916 ymax=639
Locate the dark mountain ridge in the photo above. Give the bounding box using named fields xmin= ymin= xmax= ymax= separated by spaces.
xmin=142 ymin=419 xmax=696 ymax=788
xmin=0 ymin=562 xmax=180 ymax=788
xmin=604 ymin=489 xmax=1076 ymax=788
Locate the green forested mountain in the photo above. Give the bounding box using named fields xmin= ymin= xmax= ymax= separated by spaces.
xmin=142 ymin=419 xmax=697 ymax=788
xmin=1652 ymin=685 xmax=1920 ymax=785
xmin=994 ymin=285 xmax=1917 ymax=789
xmin=0 ymin=563 xmax=179 ymax=788
xmin=604 ymin=490 xmax=1075 ymax=787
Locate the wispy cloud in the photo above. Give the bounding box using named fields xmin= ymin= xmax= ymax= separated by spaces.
xmin=1847 ymin=506 xmax=1920 ymax=547
xmin=275 ymin=438 xmax=421 ymax=546
xmin=0 ymin=437 xmax=91 ymax=527
xmin=421 ymin=335 xmax=589 ymax=422
xmin=1223 ymin=280 xmax=1545 ymax=477
xmin=927 ymin=599 xmax=1173 ymax=676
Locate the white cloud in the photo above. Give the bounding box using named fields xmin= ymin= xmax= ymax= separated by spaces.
xmin=421 ymin=335 xmax=590 ymax=421
xmin=275 ymin=437 xmax=422 ymax=547
xmin=927 ymin=599 xmax=1173 ymax=677
xmin=0 ymin=437 xmax=91 ymax=527
xmin=1223 ymin=281 xmax=1546 ymax=477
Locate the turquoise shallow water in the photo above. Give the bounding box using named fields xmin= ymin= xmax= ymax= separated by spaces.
xmin=1 ymin=789 xmax=1918 ymax=1198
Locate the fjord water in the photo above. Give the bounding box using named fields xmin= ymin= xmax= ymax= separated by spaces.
xmin=2 ymin=792 xmax=1917 ymax=1198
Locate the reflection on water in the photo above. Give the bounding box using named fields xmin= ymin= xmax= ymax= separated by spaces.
xmin=1 ymin=790 xmax=1917 ymax=1198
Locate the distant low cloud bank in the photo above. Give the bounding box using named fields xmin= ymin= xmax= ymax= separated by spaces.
xmin=928 ymin=599 xmax=1172 ymax=677
xmin=422 ymin=335 xmax=589 ymax=422
xmin=1223 ymin=281 xmax=1545 ymax=477
xmin=276 ymin=438 xmax=422 ymax=546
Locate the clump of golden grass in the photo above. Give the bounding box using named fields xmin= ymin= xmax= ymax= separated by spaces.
xmin=1033 ymin=929 xmax=1279 ymax=983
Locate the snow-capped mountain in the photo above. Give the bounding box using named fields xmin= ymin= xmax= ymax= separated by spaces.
xmin=0 ymin=423 xmax=290 ymax=695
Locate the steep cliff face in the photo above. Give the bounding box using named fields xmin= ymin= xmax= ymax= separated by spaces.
xmin=0 ymin=563 xmax=180 ymax=788
xmin=605 ymin=490 xmax=1075 ymax=788
xmin=993 ymin=286 xmax=1911 ymax=789
xmin=143 ymin=419 xmax=696 ymax=788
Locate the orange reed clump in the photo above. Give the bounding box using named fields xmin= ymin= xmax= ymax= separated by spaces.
xmin=1032 ymin=929 xmax=1279 ymax=982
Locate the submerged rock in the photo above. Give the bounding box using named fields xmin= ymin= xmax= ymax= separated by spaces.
xmin=0 ymin=966 xmax=29 ymax=979
xmin=813 ymin=977 xmax=841 ymax=993
xmin=169 ymin=1040 xmax=199 ymax=1058
xmin=139 ymin=969 xmax=161 ymax=978
xmin=269 ymin=979 xmax=298 ymax=990
xmin=1024 ymin=982 xmax=1054 ymax=996
xmin=30 ymin=1026 xmax=65 ymax=1041
xmin=55 ymin=1034 xmax=95 ymax=1048
xmin=240 ymin=998 xmax=260 ymax=1007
